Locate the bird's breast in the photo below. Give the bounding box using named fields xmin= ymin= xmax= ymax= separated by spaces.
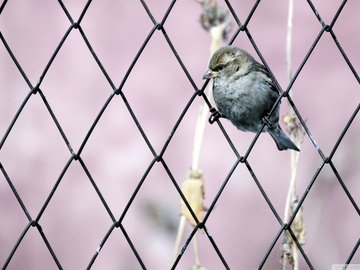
xmin=212 ymin=75 xmax=278 ymax=132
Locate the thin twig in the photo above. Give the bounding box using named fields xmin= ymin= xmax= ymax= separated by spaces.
xmin=281 ymin=0 xmax=307 ymax=269
xmin=191 ymin=24 xmax=226 ymax=171
xmin=173 ymin=1 xmax=231 ymax=268
xmin=172 ymin=216 xmax=186 ymax=260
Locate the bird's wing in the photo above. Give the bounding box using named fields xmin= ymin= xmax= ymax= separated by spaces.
xmin=252 ymin=62 xmax=279 ymax=94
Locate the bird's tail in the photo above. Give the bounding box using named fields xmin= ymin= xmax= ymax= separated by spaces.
xmin=268 ymin=127 xmax=300 ymax=151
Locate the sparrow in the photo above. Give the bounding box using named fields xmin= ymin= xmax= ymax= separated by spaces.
xmin=203 ymin=45 xmax=299 ymax=151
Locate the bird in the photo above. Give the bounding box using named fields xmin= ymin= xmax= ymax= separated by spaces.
xmin=203 ymin=45 xmax=299 ymax=151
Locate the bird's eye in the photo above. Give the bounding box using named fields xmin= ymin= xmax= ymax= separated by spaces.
xmin=216 ymin=64 xmax=225 ymax=71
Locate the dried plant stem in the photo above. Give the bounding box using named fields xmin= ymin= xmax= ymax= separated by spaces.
xmin=173 ymin=1 xmax=230 ymax=267
xmin=173 ymin=215 xmax=186 ymax=260
xmin=284 ymin=144 xmax=300 ymax=224
xmin=194 ymin=235 xmax=201 ymax=266
xmin=283 ymin=0 xmax=301 ymax=230
xmin=173 ymin=24 xmax=224 ymax=263
xmin=286 ymin=0 xmax=294 ymax=81
xmin=191 ymin=25 xmax=225 ymax=171
xmin=281 ymin=0 xmax=306 ymax=269
xmin=292 ymin=243 xmax=299 ymax=270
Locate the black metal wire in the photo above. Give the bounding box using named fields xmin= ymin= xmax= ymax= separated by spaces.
xmin=0 ymin=163 xmax=32 ymax=221
xmin=38 ymin=89 xmax=75 ymax=155
xmin=78 ymin=157 xmax=117 ymax=222
xmin=171 ymin=225 xmax=199 ymax=269
xmin=3 ymin=222 xmax=33 ymax=269
xmin=1 ymin=0 xmax=359 ymax=269
xmin=0 ymin=89 xmax=32 ymax=150
xmin=203 ymin=225 xmax=230 ymax=269
xmin=345 ymin=238 xmax=360 ymax=266
xmin=258 ymin=224 xmax=286 ymax=269
xmin=35 ymin=157 xmax=74 ymax=223
xmin=202 ymin=157 xmax=241 ymax=225
xmin=0 ymin=32 xmax=33 ymax=88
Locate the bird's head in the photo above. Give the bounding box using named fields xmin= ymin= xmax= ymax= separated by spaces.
xmin=203 ymin=46 xmax=254 ymax=80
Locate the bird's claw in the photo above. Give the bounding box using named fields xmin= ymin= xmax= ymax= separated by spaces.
xmin=209 ymin=108 xmax=222 ymax=124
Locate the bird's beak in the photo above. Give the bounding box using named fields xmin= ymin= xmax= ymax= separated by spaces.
xmin=203 ymin=69 xmax=219 ymax=79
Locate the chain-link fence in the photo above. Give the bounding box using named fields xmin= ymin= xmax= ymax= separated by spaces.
xmin=1 ymin=0 xmax=359 ymax=269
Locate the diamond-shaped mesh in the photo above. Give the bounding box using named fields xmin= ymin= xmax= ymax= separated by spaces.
xmin=1 ymin=0 xmax=359 ymax=269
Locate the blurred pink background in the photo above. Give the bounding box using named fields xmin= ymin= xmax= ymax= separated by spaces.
xmin=1 ymin=1 xmax=359 ymax=269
